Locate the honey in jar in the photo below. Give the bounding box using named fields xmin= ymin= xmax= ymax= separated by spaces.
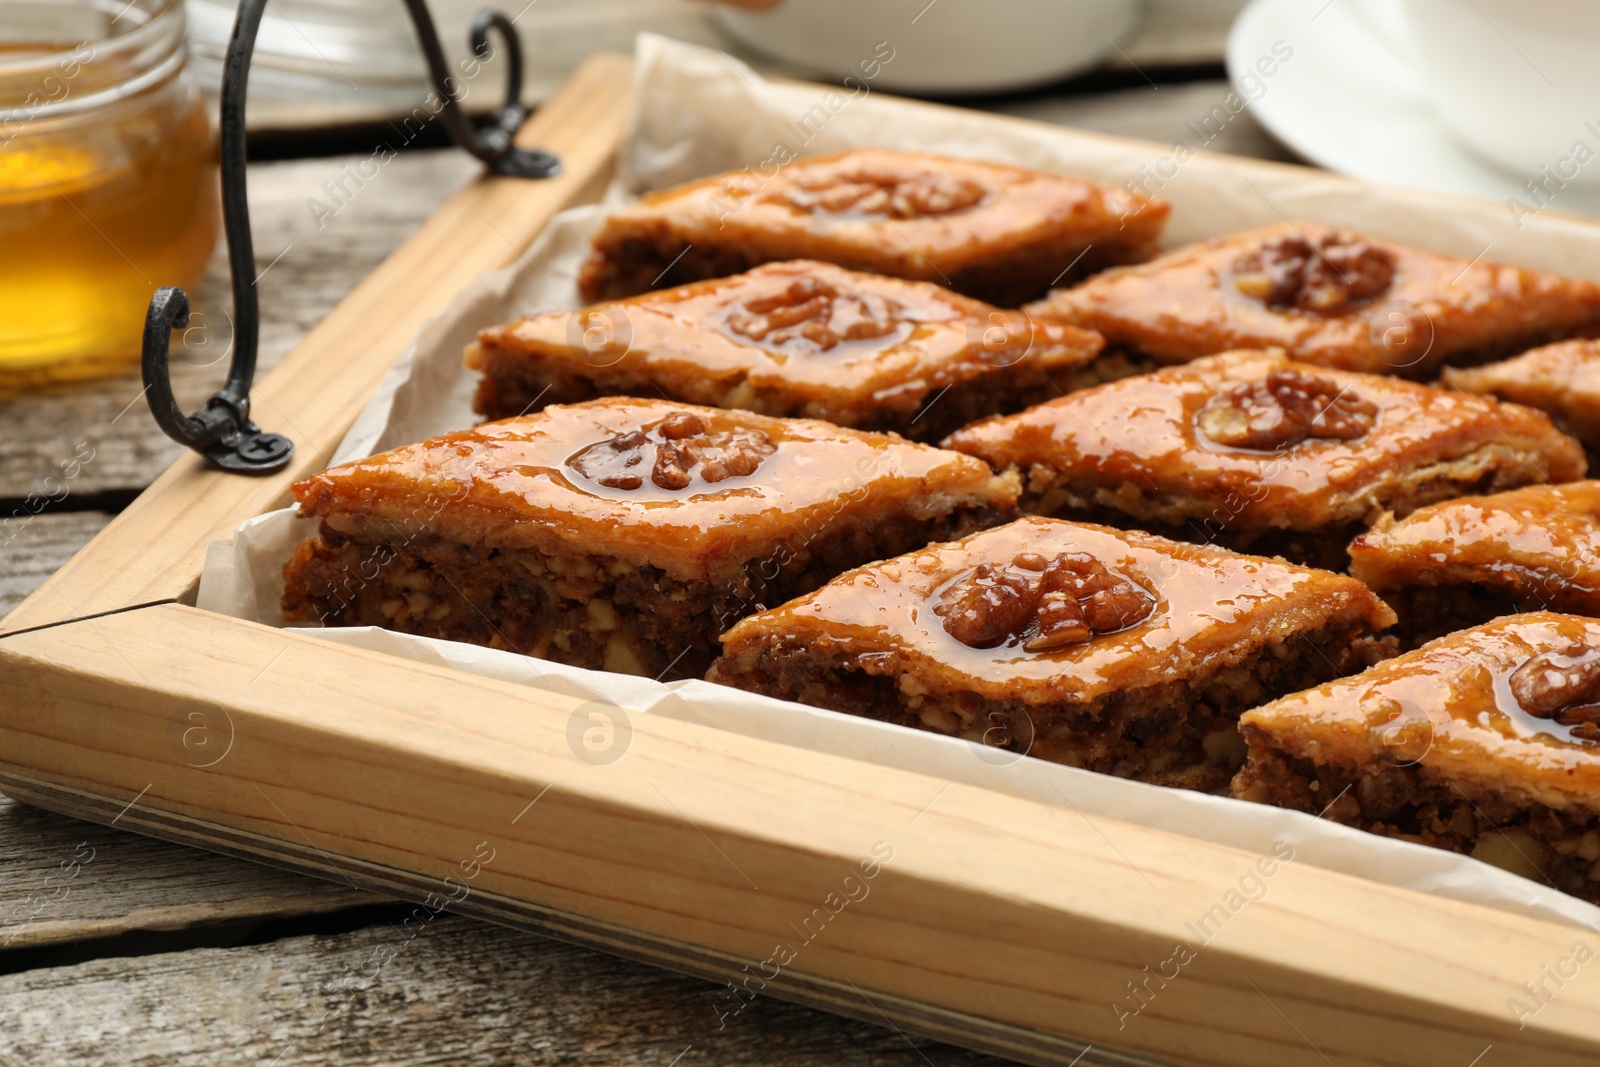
xmin=0 ymin=0 xmax=221 ymax=382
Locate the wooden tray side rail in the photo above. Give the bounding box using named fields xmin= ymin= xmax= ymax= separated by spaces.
xmin=3 ymin=603 xmax=1600 ymax=1067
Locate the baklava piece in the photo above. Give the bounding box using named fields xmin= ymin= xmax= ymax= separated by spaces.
xmin=708 ymin=517 xmax=1396 ymax=790
xmin=1234 ymin=613 xmax=1600 ymax=902
xmin=1027 ymin=222 xmax=1600 ymax=375
xmin=469 ymin=260 xmax=1115 ymax=442
xmin=578 ymin=148 xmax=1169 ymax=306
xmin=281 ymin=399 xmax=1018 ymax=679
xmin=1350 ymin=482 xmax=1600 ymax=646
xmin=943 ymin=349 xmax=1585 ymax=570
xmin=1444 ymin=340 xmax=1600 ymax=467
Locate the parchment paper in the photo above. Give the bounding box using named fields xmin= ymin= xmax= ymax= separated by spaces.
xmin=198 ymin=34 xmax=1600 ymax=932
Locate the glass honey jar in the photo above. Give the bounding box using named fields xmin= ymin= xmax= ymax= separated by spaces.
xmin=0 ymin=0 xmax=220 ymax=383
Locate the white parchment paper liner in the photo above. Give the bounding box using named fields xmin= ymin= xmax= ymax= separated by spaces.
xmin=199 ymin=34 xmax=1600 ymax=933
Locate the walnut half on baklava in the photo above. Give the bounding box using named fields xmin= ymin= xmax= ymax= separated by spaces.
xmin=943 ymin=349 xmax=1586 ymax=570
xmin=469 ymin=260 xmax=1110 ymax=443
xmin=1027 ymin=222 xmax=1600 ymax=375
xmin=708 ymin=517 xmax=1397 ymax=790
xmin=1350 ymin=482 xmax=1600 ymax=646
xmin=578 ymin=148 xmax=1169 ymax=306
xmin=281 ymin=399 xmax=1018 ymax=679
xmin=1233 ymin=613 xmax=1600 ymax=903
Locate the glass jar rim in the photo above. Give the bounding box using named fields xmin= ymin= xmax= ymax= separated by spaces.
xmin=0 ymin=0 xmax=187 ymax=124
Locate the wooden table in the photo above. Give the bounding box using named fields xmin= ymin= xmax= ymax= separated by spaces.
xmin=0 ymin=5 xmax=1295 ymax=1063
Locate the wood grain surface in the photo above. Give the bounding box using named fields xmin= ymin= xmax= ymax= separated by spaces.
xmin=0 ymin=793 xmax=379 ymax=953
xmin=0 ymin=514 xmax=114 ymax=621
xmin=6 ymin=603 xmax=1600 ymax=1067
xmin=0 ymin=917 xmax=1004 ymax=1066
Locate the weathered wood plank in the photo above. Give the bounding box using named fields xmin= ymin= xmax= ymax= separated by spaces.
xmin=0 ymin=917 xmax=1006 ymax=1066
xmin=0 ymin=513 xmax=114 ymax=620
xmin=0 ymin=795 xmax=378 ymax=952
xmin=1 ymin=521 xmax=372 ymax=956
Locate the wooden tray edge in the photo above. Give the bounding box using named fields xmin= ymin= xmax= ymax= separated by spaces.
xmin=4 ymin=603 xmax=1597 ymax=1067
xmin=0 ymin=770 xmax=1158 ymax=1067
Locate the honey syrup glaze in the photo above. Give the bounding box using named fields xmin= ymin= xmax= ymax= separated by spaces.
xmin=1349 ymin=482 xmax=1600 ymax=611
xmin=723 ymin=516 xmax=1393 ymax=703
xmin=943 ymin=349 xmax=1583 ymax=531
xmin=577 ymin=148 xmax=1170 ymax=305
xmin=1024 ymin=221 xmax=1600 ymax=373
xmin=1245 ymin=614 xmax=1600 ymax=802
xmin=474 ymin=260 xmax=1102 ymax=406
xmin=291 ymin=397 xmax=1015 ymax=580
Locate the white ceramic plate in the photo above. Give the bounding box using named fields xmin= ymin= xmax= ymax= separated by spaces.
xmin=1227 ymin=0 xmax=1600 ymax=217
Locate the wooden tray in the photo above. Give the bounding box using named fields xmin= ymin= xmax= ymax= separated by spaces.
xmin=4 ymin=54 xmax=1599 ymax=1067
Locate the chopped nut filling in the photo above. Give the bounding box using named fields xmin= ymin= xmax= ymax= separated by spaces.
xmin=570 ymin=411 xmax=776 ymax=491
xmin=1232 ymin=231 xmax=1396 ymax=312
xmin=723 ymin=276 xmax=906 ymax=352
xmin=1197 ymin=368 xmax=1379 ymax=451
xmin=772 ymin=169 xmax=987 ymax=220
xmin=1511 ymin=642 xmax=1600 ymax=741
xmin=937 ymin=550 xmax=1154 ymax=651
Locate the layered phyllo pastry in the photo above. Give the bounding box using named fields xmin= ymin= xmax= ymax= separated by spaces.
xmin=943 ymin=349 xmax=1585 ymax=569
xmin=709 ymin=517 xmax=1396 ymax=791
xmin=1350 ymin=482 xmax=1600 ymax=646
xmin=578 ymin=148 xmax=1169 ymax=306
xmin=470 ymin=260 xmax=1114 ymax=443
xmin=1444 ymin=339 xmax=1600 ymax=467
xmin=1234 ymin=613 xmax=1600 ymax=902
xmin=281 ymin=399 xmax=1018 ymax=679
xmin=1027 ymin=223 xmax=1600 ymax=375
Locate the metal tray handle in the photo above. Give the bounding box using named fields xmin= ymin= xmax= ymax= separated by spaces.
xmin=141 ymin=0 xmax=559 ymax=474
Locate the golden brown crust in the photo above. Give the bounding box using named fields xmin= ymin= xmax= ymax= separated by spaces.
xmin=290 ymin=398 xmax=1019 ymax=585
xmin=1027 ymin=222 xmax=1600 ymax=374
xmin=1444 ymin=339 xmax=1600 ymax=449
xmin=1350 ymin=482 xmax=1600 ymax=614
xmin=714 ymin=516 xmax=1396 ymax=704
xmin=578 ymin=149 xmax=1169 ymax=306
xmin=942 ymin=349 xmax=1586 ymax=536
xmin=1238 ymin=613 xmax=1600 ymax=809
xmin=468 ymin=260 xmax=1105 ymax=438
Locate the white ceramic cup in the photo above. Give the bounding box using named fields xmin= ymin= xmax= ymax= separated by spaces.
xmin=710 ymin=0 xmax=1145 ymax=96
xmin=1349 ymin=0 xmax=1600 ymax=186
